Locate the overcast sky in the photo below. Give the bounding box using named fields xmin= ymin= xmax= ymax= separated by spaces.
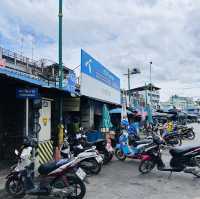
xmin=1 ymin=0 xmax=200 ymax=101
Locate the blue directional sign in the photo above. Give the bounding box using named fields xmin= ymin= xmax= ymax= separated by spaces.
xmin=81 ymin=49 xmax=120 ymax=91
xmin=16 ymin=88 xmax=39 ymax=99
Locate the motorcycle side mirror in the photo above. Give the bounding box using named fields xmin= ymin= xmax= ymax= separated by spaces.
xmin=15 ymin=149 xmax=19 ymax=156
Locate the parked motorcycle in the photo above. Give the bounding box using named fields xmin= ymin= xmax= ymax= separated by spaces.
xmin=71 ymin=129 xmax=113 ymax=165
xmin=61 ymin=137 xmax=103 ymax=175
xmin=178 ymin=126 xmax=195 ymax=140
xmin=74 ymin=147 xmax=103 ymax=175
xmin=115 ymin=130 xmax=152 ymax=161
xmin=6 ymin=144 xmax=87 ymax=199
xmin=138 ymin=135 xmax=200 ymax=177
xmin=162 ymin=131 xmax=182 ymax=146
xmin=153 ymin=124 xmax=182 ymax=146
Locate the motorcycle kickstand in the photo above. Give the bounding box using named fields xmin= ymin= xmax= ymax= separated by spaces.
xmin=168 ymin=171 xmax=173 ymax=179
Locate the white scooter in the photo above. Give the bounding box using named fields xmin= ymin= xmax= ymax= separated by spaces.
xmin=61 ymin=135 xmax=103 ymax=175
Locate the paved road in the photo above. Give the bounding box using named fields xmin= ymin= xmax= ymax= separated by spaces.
xmin=1 ymin=123 xmax=200 ymax=199
xmin=85 ymin=123 xmax=200 ymax=199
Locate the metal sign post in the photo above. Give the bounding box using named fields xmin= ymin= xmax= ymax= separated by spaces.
xmin=26 ymin=97 xmax=29 ymax=136
xmin=16 ymin=88 xmax=39 ymax=136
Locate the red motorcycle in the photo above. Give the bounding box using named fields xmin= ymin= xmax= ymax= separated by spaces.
xmin=138 ymin=135 xmax=200 ymax=177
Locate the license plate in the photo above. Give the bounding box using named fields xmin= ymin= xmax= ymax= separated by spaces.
xmin=96 ymin=155 xmax=103 ymax=163
xmin=76 ymin=168 xmax=86 ymax=180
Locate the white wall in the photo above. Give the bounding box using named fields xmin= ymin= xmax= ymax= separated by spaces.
xmin=81 ymin=73 xmax=120 ymax=104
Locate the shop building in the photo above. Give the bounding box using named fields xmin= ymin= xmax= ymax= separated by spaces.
xmin=0 ymin=47 xmax=76 ymax=164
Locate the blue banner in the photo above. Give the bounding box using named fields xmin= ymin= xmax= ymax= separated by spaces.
xmin=81 ymin=49 xmax=120 ymax=90
xmin=64 ymin=71 xmax=76 ymax=93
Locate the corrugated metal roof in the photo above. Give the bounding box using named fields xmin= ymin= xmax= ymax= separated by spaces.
xmin=0 ymin=67 xmax=76 ymax=94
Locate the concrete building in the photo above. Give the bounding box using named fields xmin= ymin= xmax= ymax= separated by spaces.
xmin=0 ymin=46 xmax=77 ymax=165
xmin=161 ymin=95 xmax=198 ymax=111
xmin=127 ymin=84 xmax=161 ymax=110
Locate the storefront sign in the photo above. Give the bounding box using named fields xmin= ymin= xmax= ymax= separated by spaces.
xmin=80 ymin=50 xmax=120 ymax=104
xmin=16 ymin=88 xmax=39 ymax=99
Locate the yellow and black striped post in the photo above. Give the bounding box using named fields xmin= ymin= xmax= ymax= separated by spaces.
xmin=36 ymin=140 xmax=53 ymax=165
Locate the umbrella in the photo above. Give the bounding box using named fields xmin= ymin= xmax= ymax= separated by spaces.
xmin=121 ymin=90 xmax=128 ymax=120
xmin=145 ymin=105 xmax=153 ymax=124
xmin=102 ymin=104 xmax=113 ymax=129
xmin=109 ymin=108 xmax=133 ymax=115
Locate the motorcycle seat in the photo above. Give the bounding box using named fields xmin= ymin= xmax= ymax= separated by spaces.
xmin=135 ymin=139 xmax=152 ymax=146
xmin=38 ymin=159 xmax=70 ymax=175
xmin=73 ymin=146 xmax=94 ymax=156
xmin=87 ymin=139 xmax=106 ymax=144
xmin=170 ymin=145 xmax=200 ymax=156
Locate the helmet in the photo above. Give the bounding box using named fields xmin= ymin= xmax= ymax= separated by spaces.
xmin=121 ymin=119 xmax=129 ymax=127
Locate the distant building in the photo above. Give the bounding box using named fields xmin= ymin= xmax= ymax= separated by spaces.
xmin=170 ymin=95 xmax=195 ymax=110
xmin=127 ymin=83 xmax=161 ymax=109
xmin=161 ymin=95 xmax=199 ymax=112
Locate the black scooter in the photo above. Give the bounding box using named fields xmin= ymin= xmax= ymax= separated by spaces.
xmin=138 ymin=135 xmax=200 ymax=177
xmin=178 ymin=126 xmax=195 ymax=140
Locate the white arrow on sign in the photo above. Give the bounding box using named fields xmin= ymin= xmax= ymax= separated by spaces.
xmin=85 ymin=59 xmax=92 ymax=73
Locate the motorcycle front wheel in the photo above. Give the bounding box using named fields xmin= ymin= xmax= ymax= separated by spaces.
xmin=139 ymin=160 xmax=155 ymax=174
xmin=186 ymin=130 xmax=195 ymax=140
xmin=102 ymin=150 xmax=112 ymax=164
xmin=68 ymin=176 xmax=86 ymax=199
xmin=89 ymin=159 xmax=102 ymax=174
xmin=115 ymin=149 xmax=126 ymax=161
xmin=80 ymin=158 xmax=102 ymax=175
xmin=108 ymin=152 xmax=114 ymax=162
xmin=5 ymin=177 xmax=25 ymax=198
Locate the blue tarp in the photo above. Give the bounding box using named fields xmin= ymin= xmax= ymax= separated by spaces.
xmin=85 ymin=130 xmax=104 ymax=142
xmin=109 ymin=108 xmax=133 ymax=114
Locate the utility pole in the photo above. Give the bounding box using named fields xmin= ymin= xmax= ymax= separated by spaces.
xmin=58 ymin=0 xmax=64 ymax=148
xmin=149 ymin=61 xmax=152 ymax=107
xmin=124 ymin=68 xmax=140 ymax=107
xmin=127 ymin=68 xmax=131 ymax=105
xmin=59 ymin=0 xmax=63 ymax=90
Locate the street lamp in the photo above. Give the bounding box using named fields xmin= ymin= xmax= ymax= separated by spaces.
xmin=124 ymin=68 xmax=141 ymax=106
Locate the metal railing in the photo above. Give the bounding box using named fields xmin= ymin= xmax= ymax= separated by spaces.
xmin=0 ymin=46 xmax=79 ymax=90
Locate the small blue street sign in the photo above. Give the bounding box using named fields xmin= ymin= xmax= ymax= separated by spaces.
xmin=16 ymin=88 xmax=39 ymax=99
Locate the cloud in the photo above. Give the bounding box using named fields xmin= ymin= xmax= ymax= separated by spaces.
xmin=0 ymin=0 xmax=200 ymax=101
